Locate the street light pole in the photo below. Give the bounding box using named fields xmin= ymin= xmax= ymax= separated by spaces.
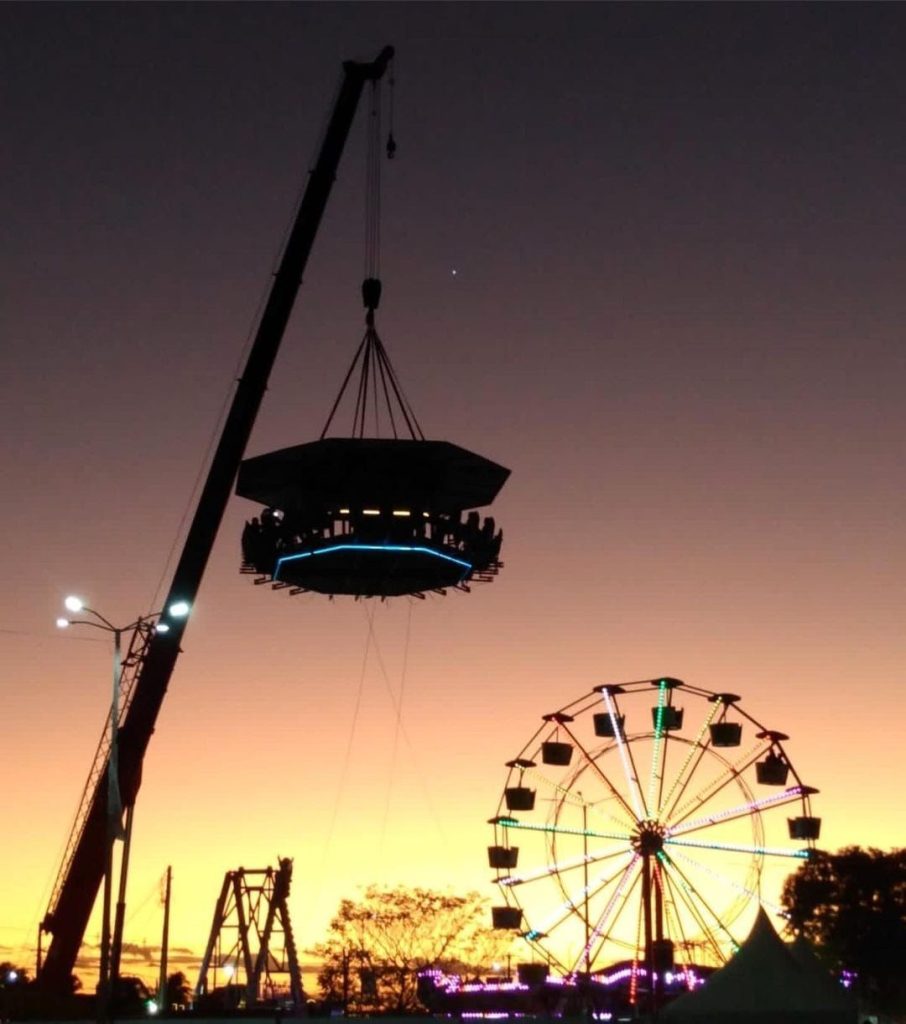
xmin=57 ymin=596 xmax=189 ymax=1020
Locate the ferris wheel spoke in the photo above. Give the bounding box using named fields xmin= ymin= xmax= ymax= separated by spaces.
xmin=523 ymin=932 xmax=572 ymax=977
xmin=526 ymin=767 xmax=635 ymax=834
xmin=657 ymin=852 xmax=738 ymax=961
xmin=658 ymin=856 xmax=729 ymax=965
xmin=498 ymin=842 xmax=632 ymax=888
xmin=652 ymin=856 xmax=688 ymax=965
xmin=587 ymin=803 xmax=641 ymax=836
xmin=665 ymin=834 xmax=811 ymax=860
xmin=668 ymin=740 xmax=770 ymax=827
xmin=658 ymin=700 xmax=720 ymax=820
xmin=597 ymin=687 xmax=648 ymax=820
xmin=627 ymin=878 xmax=645 ymax=1008
xmin=660 ymin=742 xmax=709 ymax=826
xmin=527 ymin=853 xmax=637 ymax=945
xmin=656 ymin=860 xmax=695 ymax=971
xmin=667 ymin=847 xmax=785 ymax=915
xmin=571 ymin=854 xmax=642 ymax=976
xmin=496 ymin=815 xmax=632 ymax=844
xmin=666 ymin=785 xmax=806 ymax=839
xmin=646 ymin=680 xmax=671 ymax=817
xmin=558 ymin=719 xmax=641 ymax=823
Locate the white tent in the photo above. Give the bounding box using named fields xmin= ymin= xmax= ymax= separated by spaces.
xmin=661 ymin=907 xmax=857 ymax=1024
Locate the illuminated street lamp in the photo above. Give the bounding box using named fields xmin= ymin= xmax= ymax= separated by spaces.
xmin=56 ymin=596 xmax=189 ymax=1018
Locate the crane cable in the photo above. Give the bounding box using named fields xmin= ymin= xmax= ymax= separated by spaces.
xmin=364 ymin=77 xmax=382 ymax=287
xmin=317 ymin=603 xmax=375 ymax=882
xmin=319 ymin=59 xmax=423 ymax=442
xmin=377 ymin=598 xmax=412 ymax=864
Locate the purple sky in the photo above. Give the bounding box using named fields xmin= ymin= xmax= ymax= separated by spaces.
xmin=1 ymin=0 xmax=904 ymax=983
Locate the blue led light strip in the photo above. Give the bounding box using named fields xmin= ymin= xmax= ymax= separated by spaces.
xmin=275 ymin=543 xmax=472 ymax=580
xmin=498 ymin=843 xmax=629 ymax=887
xmin=669 ymin=847 xmax=786 ymax=914
xmin=496 ymin=818 xmax=632 ymax=843
xmin=664 ymin=836 xmax=810 ymax=858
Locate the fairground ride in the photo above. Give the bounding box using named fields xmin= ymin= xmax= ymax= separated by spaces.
xmin=488 ymin=677 xmax=821 ymax=1013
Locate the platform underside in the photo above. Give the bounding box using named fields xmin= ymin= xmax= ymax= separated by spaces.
xmin=272 ymin=542 xmax=472 ymax=596
xmin=241 ymin=505 xmax=503 ymax=598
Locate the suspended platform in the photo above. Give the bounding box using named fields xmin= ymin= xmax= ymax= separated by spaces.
xmin=234 ymin=116 xmax=511 ymax=602
xmin=237 ymin=437 xmax=509 ymax=598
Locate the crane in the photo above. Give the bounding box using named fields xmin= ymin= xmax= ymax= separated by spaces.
xmin=37 ymin=45 xmax=395 ymax=994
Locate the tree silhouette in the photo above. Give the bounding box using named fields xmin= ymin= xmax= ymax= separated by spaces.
xmin=0 ymin=962 xmax=31 ymax=1019
xmin=310 ymin=886 xmax=514 ymax=1014
xmin=0 ymin=962 xmax=30 ymax=986
xmin=165 ymin=971 xmax=192 ymax=1008
xmin=781 ymin=846 xmax=906 ymax=1013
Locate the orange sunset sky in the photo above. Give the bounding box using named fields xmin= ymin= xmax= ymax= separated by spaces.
xmin=1 ymin=2 xmax=905 ymax=992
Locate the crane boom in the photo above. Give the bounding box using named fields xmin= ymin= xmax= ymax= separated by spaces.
xmin=38 ymin=44 xmax=394 ymax=992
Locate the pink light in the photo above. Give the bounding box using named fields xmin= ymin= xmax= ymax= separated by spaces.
xmin=460 ymin=1014 xmax=526 ymax=1020
xmin=576 ymin=853 xmax=640 ymax=971
xmin=667 ymin=785 xmax=804 ymax=836
xmin=461 ymin=982 xmax=528 ymax=993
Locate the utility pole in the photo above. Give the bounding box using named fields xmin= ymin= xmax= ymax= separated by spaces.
xmin=158 ymin=867 xmax=171 ymax=1014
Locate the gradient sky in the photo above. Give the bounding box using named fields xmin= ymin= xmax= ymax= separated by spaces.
xmin=1 ymin=0 xmax=905 ymax=989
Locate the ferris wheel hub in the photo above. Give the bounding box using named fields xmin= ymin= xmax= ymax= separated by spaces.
xmin=632 ymin=819 xmax=666 ymax=856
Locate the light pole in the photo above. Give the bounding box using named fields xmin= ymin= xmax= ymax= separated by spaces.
xmin=57 ymin=596 xmax=189 ymax=1019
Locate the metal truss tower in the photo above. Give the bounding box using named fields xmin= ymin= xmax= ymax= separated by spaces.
xmin=195 ymin=857 xmax=304 ymax=1010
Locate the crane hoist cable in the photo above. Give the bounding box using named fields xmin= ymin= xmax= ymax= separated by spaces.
xmin=320 ymin=60 xmax=423 ymax=442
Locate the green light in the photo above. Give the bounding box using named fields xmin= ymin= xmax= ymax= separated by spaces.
xmin=659 ymin=700 xmax=719 ymax=820
xmin=657 ymin=850 xmax=741 ymax=954
xmin=498 ymin=818 xmax=631 ymax=843
xmin=647 ymin=679 xmax=668 ymax=814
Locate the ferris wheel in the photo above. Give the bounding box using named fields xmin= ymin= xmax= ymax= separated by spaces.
xmin=488 ymin=677 xmax=820 ymax=984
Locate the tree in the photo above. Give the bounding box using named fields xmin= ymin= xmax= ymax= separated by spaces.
xmin=310 ymin=886 xmax=514 ymax=1014
xmin=0 ymin=962 xmax=32 ymax=1019
xmin=165 ymin=971 xmax=192 ymax=1009
xmin=0 ymin=962 xmax=30 ymax=986
xmin=781 ymin=846 xmax=906 ymax=1013
xmin=111 ymin=975 xmax=152 ymax=1015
